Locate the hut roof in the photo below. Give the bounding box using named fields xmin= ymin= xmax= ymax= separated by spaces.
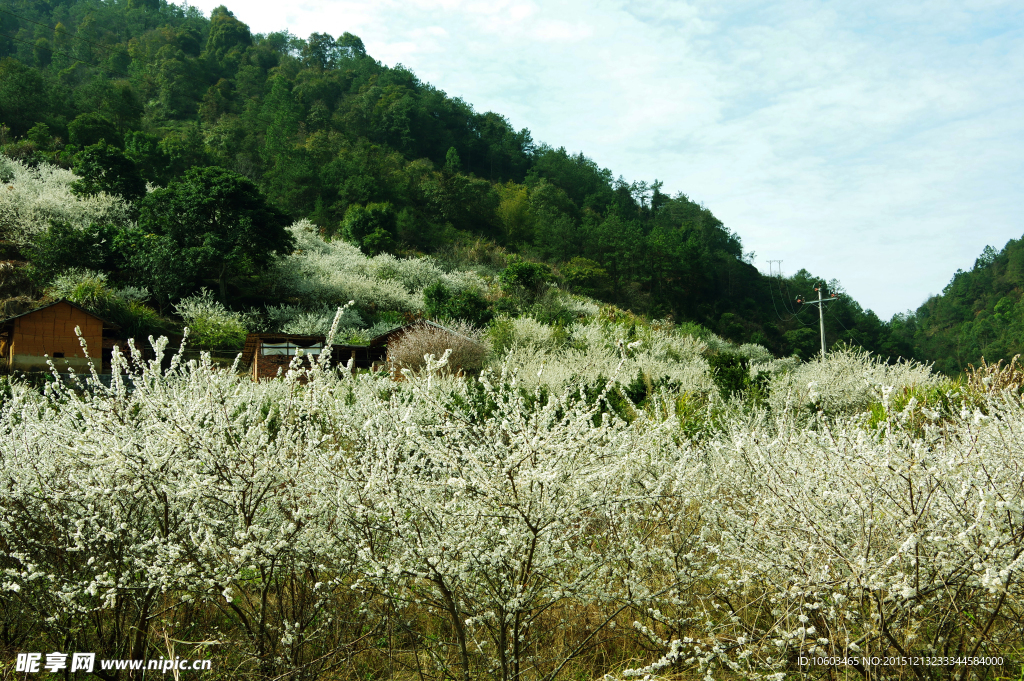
xmin=0 ymin=299 xmax=118 ymax=332
xmin=240 ymin=333 xmax=377 ymax=367
xmin=240 ymin=333 xmax=328 ymax=367
xmin=368 ymin=320 xmax=477 ymax=347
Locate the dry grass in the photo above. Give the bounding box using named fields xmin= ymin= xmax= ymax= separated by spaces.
xmin=967 ymin=354 xmax=1024 ymax=394
xmin=387 ymin=321 xmax=489 ymax=375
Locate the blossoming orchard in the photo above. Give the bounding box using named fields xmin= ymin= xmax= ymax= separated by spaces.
xmin=1 ymin=313 xmax=1022 ymax=680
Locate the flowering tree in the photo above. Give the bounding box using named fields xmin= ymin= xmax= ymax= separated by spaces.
xmin=0 ymin=332 xmax=1022 ymax=680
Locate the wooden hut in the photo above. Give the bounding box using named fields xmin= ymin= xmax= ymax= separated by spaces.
xmin=369 ymin=321 xmax=484 ymax=377
xmin=241 ymin=333 xmax=387 ymax=381
xmin=368 ymin=320 xmax=471 ymax=350
xmin=0 ymin=299 xmax=118 ymax=373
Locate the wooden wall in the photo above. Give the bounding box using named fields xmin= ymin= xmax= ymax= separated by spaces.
xmin=248 ymin=344 xmax=387 ymax=380
xmin=9 ymin=302 xmax=103 ymax=372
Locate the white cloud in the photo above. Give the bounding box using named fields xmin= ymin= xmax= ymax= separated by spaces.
xmin=187 ymin=0 xmax=1024 ymax=317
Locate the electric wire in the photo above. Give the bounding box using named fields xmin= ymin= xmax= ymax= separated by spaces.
xmin=779 ymin=276 xmax=805 ymax=316
xmin=827 ymin=305 xmax=855 ymax=334
xmin=767 ymin=271 xmax=810 ymax=324
xmin=770 ymin=262 xmax=811 ymax=327
xmin=0 ymin=7 xmax=123 ymax=59
xmin=0 ymin=31 xmax=131 ymax=79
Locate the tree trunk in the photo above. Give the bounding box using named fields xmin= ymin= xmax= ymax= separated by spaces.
xmin=218 ymin=263 xmax=229 ymax=307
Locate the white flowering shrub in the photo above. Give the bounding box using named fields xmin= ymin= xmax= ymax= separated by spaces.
xmin=560 ymin=293 xmax=601 ymax=318
xmin=264 ymin=303 xmax=364 ymax=336
xmin=767 ymin=344 xmax=940 ymax=416
xmin=387 ymin=321 xmax=489 ymax=374
xmin=0 ymin=156 xmax=132 ymax=244
xmin=0 ymin=333 xmax=1021 ymax=680
xmin=489 ymin=315 xmax=566 ymax=355
xmin=625 ymin=393 xmax=1024 ymax=678
xmin=496 ymin=319 xmax=715 ymax=395
xmin=271 ymin=220 xmax=488 ymax=314
xmin=173 ymin=289 xmax=252 ymax=351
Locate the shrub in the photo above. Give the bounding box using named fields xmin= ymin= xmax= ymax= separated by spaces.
xmin=499 ymin=260 xmax=549 ymax=297
xmin=0 ymin=156 xmax=132 ymax=245
xmin=561 ymin=256 xmax=608 ymax=295
xmin=767 ymin=344 xmax=939 ymax=417
xmin=707 ymin=351 xmax=751 ymax=398
xmin=25 ymin=221 xmax=120 ymax=284
xmin=46 ymin=268 xmax=159 ymax=337
xmin=173 ymin=289 xmax=250 ymax=351
xmin=488 ymin=315 xmax=567 ymax=357
xmin=264 ymin=303 xmax=363 ymax=336
xmin=422 ymin=281 xmax=493 ymax=327
xmin=496 ymin=319 xmax=715 ymax=395
xmin=340 ymin=202 xmax=397 ymax=255
xmin=387 ymin=321 xmax=488 ymax=374
xmin=271 ymin=220 xmax=441 ymax=312
xmin=1 ymin=332 xmax=1022 ymax=680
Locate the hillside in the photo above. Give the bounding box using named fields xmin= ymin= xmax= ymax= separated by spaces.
xmin=888 ymin=238 xmax=1024 ymax=376
xmin=0 ymin=0 xmax=1016 ymax=371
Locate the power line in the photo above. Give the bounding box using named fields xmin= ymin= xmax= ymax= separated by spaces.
xmin=0 ymin=7 xmax=122 ymax=59
xmin=764 ymin=260 xmax=790 ymax=322
xmin=0 ymin=31 xmax=131 ymax=79
xmin=827 ymin=305 xmax=854 ymax=334
xmin=765 ymin=259 xmax=813 ymax=326
xmin=778 ymin=273 xmax=804 ymax=317
xmin=769 ymin=260 xmax=805 ymax=317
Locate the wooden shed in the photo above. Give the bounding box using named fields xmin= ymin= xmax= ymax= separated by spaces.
xmin=369 ymin=321 xmax=484 ymax=377
xmin=241 ymin=333 xmax=387 ymax=381
xmin=368 ymin=320 xmax=472 ymax=349
xmin=0 ymin=299 xmax=117 ymax=373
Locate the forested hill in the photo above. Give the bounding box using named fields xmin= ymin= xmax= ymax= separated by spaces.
xmin=886 ymin=239 xmax=1024 ymax=376
xmin=0 ymin=0 xmax=1016 ymax=370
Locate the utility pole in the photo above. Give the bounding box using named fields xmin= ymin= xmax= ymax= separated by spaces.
xmin=797 ymin=284 xmax=838 ymax=357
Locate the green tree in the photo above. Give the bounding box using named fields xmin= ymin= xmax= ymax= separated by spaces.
xmin=124 ymin=131 xmax=171 ymax=184
xmin=100 ymin=82 xmax=144 ymax=132
xmin=68 ymin=113 xmax=121 ymax=148
xmin=26 ymin=222 xmax=120 ymax=284
xmin=341 ymin=202 xmax=398 ymax=255
xmin=205 ymin=6 xmax=252 ymax=64
xmin=136 ymin=167 xmax=293 ymax=304
xmin=27 ymin=123 xmax=53 ymax=151
xmin=338 ymin=32 xmax=366 ymax=58
xmin=444 ymin=146 xmax=462 ymax=174
xmin=72 ymin=142 xmax=147 ymax=204
xmin=0 ymin=58 xmax=46 ymax=136
xmin=423 ymin=281 xmax=493 ymax=327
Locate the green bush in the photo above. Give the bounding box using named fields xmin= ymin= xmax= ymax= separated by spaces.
xmin=561 ymin=257 xmax=608 ymax=296
xmin=46 ymin=269 xmax=161 ymax=338
xmin=707 ymin=351 xmax=768 ymax=403
xmin=341 ymin=202 xmax=398 ymax=255
xmin=422 ymin=282 xmax=492 ymax=327
xmin=25 ymin=221 xmax=120 ymax=284
xmin=500 ymin=261 xmax=550 ymax=295
xmin=173 ymin=289 xmax=250 ymax=351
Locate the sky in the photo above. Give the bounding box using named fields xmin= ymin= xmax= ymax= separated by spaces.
xmin=185 ymin=0 xmax=1024 ymax=318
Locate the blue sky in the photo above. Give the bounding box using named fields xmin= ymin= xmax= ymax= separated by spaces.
xmin=185 ymin=0 xmax=1024 ymax=318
